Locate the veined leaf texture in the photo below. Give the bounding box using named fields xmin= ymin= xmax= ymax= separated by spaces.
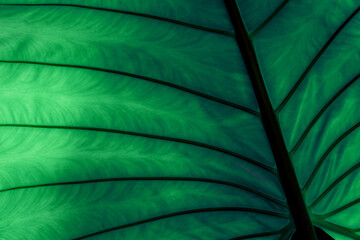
xmin=0 ymin=0 xmax=359 ymax=239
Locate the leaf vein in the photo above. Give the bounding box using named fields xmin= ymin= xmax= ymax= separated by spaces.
xmin=0 ymin=177 xmax=286 ymax=206
xmin=72 ymin=207 xmax=289 ymax=239
xmin=0 ymin=3 xmax=234 ymax=37
xmin=0 ymin=60 xmax=259 ymax=116
xmin=303 ymin=122 xmax=360 ymax=192
xmin=291 ymin=73 xmax=360 ymax=155
xmin=0 ymin=124 xmax=275 ymax=173
xmin=250 ymin=0 xmax=290 ymax=37
xmin=309 ymin=161 xmax=360 ymax=209
xmin=276 ymin=7 xmax=360 ymax=112
xmin=320 ymin=198 xmax=360 ymax=219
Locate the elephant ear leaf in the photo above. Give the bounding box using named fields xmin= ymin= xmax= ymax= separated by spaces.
xmin=0 ymin=0 xmax=358 ymax=240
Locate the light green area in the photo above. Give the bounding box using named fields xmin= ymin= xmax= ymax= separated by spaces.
xmin=326 ymin=203 xmax=360 ymax=229
xmin=0 ymin=0 xmax=359 ymax=239
xmin=0 ymin=127 xmax=285 ymax=206
xmin=0 ymin=63 xmax=271 ymax=165
xmin=0 ymin=5 xmax=257 ymax=110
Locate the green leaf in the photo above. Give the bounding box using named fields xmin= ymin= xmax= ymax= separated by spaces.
xmin=0 ymin=0 xmax=358 ymax=239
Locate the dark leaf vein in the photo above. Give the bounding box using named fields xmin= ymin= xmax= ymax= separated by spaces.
xmin=320 ymin=198 xmax=360 ymax=219
xmin=309 ymin=162 xmax=360 ymax=209
xmin=276 ymin=7 xmax=360 ymax=113
xmin=229 ymin=229 xmax=283 ymax=240
xmin=291 ymin=73 xmax=360 ymax=155
xmin=0 ymin=124 xmax=275 ymax=173
xmin=303 ymin=122 xmax=360 ymax=192
xmin=250 ymin=0 xmax=290 ymax=37
xmin=0 ymin=177 xmax=286 ymax=206
xmin=0 ymin=3 xmax=234 ymax=37
xmin=72 ymin=207 xmax=288 ymax=239
xmin=0 ymin=60 xmax=259 ymax=116
xmin=314 ymin=220 xmax=360 ymax=239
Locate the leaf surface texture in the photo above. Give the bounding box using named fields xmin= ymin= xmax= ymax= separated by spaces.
xmin=0 ymin=0 xmax=359 ymax=239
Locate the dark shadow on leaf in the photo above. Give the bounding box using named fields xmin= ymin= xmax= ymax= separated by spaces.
xmin=292 ymin=226 xmax=335 ymax=240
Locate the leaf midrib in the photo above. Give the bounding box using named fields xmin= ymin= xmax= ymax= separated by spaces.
xmin=224 ymin=0 xmax=317 ymax=239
